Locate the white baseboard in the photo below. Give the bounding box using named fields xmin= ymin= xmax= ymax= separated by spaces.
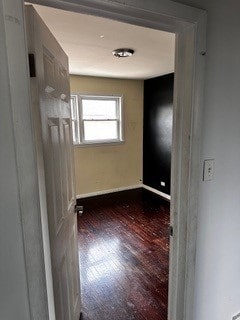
xmin=76 ymin=184 xmax=141 ymax=199
xmin=77 ymin=183 xmax=171 ymax=201
xmin=142 ymin=184 xmax=171 ymax=201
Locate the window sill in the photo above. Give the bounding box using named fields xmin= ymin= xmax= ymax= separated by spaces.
xmin=74 ymin=140 xmax=125 ymax=148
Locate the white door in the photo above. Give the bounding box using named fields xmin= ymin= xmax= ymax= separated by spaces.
xmin=25 ymin=6 xmax=81 ymax=320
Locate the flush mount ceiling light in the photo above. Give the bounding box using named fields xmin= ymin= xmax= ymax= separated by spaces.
xmin=112 ymin=48 xmax=135 ymax=58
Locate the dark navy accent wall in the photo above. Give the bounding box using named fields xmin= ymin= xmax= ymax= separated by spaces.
xmin=143 ymin=73 xmax=174 ymax=195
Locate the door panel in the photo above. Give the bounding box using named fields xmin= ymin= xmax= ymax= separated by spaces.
xmin=59 ymin=66 xmax=70 ymax=102
xmin=43 ymin=48 xmax=56 ymax=95
xmin=58 ymin=255 xmax=71 ymax=320
xmin=63 ymin=118 xmax=74 ymax=206
xmin=47 ymin=118 xmax=64 ymax=234
xmin=25 ymin=5 xmax=81 ymax=320
xmin=69 ymin=223 xmax=81 ymax=317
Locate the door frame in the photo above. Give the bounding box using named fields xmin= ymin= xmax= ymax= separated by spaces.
xmin=1 ymin=0 xmax=206 ymax=319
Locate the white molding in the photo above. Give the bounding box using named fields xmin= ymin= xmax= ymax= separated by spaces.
xmin=77 ymin=184 xmax=171 ymax=202
xmin=28 ymin=0 xmax=204 ymax=32
xmin=1 ymin=0 xmax=207 ymax=320
xmin=77 ymin=184 xmax=141 ymax=199
xmin=78 ymin=94 xmax=123 ymax=145
xmin=142 ymin=184 xmax=171 ymax=201
xmin=1 ymin=1 xmax=50 ymax=319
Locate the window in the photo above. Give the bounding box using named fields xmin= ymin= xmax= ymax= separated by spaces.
xmin=70 ymin=94 xmax=123 ymax=145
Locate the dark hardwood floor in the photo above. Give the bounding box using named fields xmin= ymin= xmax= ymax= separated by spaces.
xmin=77 ymin=188 xmax=170 ymax=320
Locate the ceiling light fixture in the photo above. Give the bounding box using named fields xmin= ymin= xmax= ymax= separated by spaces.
xmin=112 ymin=48 xmax=135 ymax=58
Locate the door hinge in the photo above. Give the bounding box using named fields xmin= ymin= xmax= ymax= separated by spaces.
xmin=28 ymin=53 xmax=36 ymax=77
xmin=75 ymin=204 xmax=83 ymax=216
xmin=169 ymin=226 xmax=174 ymax=237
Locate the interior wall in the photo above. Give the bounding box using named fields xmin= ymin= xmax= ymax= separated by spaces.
xmin=2 ymin=1 xmax=240 ymax=320
xmin=172 ymin=1 xmax=240 ymax=320
xmin=0 ymin=0 xmax=31 ymax=318
xmin=143 ymin=73 xmax=174 ymax=195
xmin=70 ymin=75 xmax=143 ymax=196
xmin=0 ymin=37 xmax=31 ymax=320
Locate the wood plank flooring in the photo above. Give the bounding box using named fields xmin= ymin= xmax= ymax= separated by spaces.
xmin=77 ymin=188 xmax=170 ymax=320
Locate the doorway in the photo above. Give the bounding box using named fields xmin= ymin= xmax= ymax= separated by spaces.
xmin=29 ymin=5 xmax=175 ymax=317
xmin=1 ymin=0 xmax=206 ymax=319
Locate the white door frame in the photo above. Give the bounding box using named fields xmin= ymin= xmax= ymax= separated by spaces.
xmin=0 ymin=0 xmax=206 ymax=319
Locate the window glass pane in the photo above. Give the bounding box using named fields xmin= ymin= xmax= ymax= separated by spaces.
xmin=82 ymin=99 xmax=117 ymax=120
xmin=84 ymin=121 xmax=118 ymax=141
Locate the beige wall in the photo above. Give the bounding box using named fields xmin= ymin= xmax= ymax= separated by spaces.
xmin=70 ymin=75 xmax=143 ymax=196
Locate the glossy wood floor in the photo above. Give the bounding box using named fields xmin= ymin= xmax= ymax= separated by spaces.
xmin=77 ymin=188 xmax=170 ymax=320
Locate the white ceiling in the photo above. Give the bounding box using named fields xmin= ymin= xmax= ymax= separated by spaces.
xmin=32 ymin=4 xmax=175 ymax=80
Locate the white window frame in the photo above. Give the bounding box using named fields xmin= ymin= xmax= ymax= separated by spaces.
xmin=70 ymin=95 xmax=80 ymax=145
xmin=71 ymin=94 xmax=124 ymax=145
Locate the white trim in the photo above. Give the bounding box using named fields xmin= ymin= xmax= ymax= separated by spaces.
xmin=1 ymin=1 xmax=207 ymax=320
xmin=76 ymin=184 xmax=141 ymax=199
xmin=74 ymin=140 xmax=125 ymax=147
xmin=70 ymin=94 xmax=80 ymax=146
xmin=73 ymin=93 xmax=123 ymax=145
xmin=1 ymin=1 xmax=50 ymax=319
xmin=142 ymin=184 xmax=171 ymax=201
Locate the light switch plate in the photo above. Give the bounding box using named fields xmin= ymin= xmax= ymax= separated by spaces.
xmin=203 ymin=159 xmax=214 ymax=181
xmin=161 ymin=181 xmax=166 ymax=187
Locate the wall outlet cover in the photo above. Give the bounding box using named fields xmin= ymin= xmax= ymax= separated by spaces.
xmin=203 ymin=159 xmax=215 ymax=181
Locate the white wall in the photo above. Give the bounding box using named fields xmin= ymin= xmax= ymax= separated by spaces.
xmin=1 ymin=0 xmax=240 ymax=320
xmin=0 ymin=1 xmax=31 ymax=318
xmin=0 ymin=71 xmax=31 ymax=319
xmin=173 ymin=1 xmax=240 ymax=319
